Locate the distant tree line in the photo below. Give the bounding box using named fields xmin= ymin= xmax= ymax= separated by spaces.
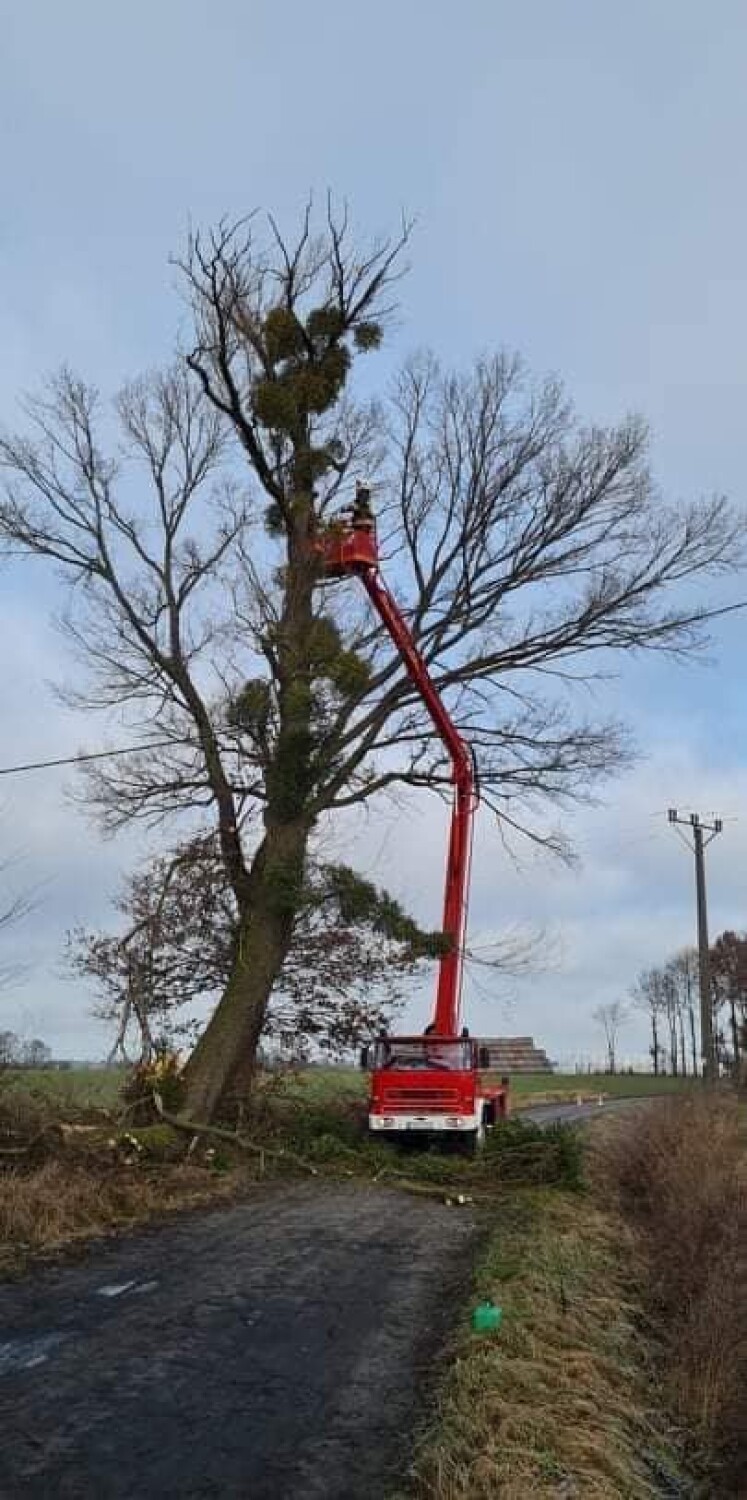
xmin=633 ymin=931 xmax=747 ymax=1077
xmin=0 ymin=1031 xmax=53 ymax=1069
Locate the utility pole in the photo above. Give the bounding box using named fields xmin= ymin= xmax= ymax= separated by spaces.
xmin=668 ymin=809 xmax=722 ymax=1081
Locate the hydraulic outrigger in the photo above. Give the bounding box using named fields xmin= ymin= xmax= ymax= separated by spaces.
xmin=317 ymin=487 xmax=508 ymax=1147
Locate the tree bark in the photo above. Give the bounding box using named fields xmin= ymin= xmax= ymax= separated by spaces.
xmin=181 ymin=818 xmax=310 ymax=1121
xmin=106 ymin=998 xmax=132 ymax=1066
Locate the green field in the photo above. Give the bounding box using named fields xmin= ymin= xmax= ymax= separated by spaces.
xmin=2 ymin=1067 xmax=126 ymax=1110
xmin=4 ymin=1064 xmax=693 ymax=1116
xmin=507 ymin=1071 xmax=694 ymax=1101
xmin=286 ymin=1066 xmax=693 ymax=1104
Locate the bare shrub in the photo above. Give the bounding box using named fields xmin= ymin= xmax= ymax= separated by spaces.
xmin=591 ymin=1094 xmax=747 ymax=1485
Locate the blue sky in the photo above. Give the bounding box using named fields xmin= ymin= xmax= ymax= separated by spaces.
xmin=1 ymin=0 xmax=746 ymax=1062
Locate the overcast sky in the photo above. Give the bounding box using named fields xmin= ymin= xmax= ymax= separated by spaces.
xmin=1 ymin=0 xmax=746 ymax=1064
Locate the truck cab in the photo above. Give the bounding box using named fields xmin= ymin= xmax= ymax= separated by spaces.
xmin=363 ymin=1036 xmax=509 ymax=1148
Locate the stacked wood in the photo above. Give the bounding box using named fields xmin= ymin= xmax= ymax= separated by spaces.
xmin=479 ymin=1037 xmax=554 ymax=1074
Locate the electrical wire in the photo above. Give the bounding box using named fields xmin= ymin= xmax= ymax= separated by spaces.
xmin=0 ymin=740 xmax=179 ymax=777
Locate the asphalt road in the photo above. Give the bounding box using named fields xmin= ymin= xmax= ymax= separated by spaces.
xmin=521 ymin=1096 xmax=652 ymax=1128
xmin=0 ymin=1181 xmax=478 ymax=1500
xmin=0 ymin=1097 xmax=638 ymax=1498
xmin=521 ymin=1097 xmax=618 ymax=1127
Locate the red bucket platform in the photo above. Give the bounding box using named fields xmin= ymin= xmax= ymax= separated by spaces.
xmin=316 ymin=525 xmax=378 ymax=578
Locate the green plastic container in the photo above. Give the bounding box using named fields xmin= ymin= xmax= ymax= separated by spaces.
xmin=472 ymin=1299 xmax=503 ymax=1334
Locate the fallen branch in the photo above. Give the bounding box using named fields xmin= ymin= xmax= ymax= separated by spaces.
xmin=152 ymin=1092 xmax=320 ymax=1176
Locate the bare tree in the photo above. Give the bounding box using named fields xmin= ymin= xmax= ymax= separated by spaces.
xmin=668 ymin=948 xmax=700 ymax=1076
xmin=0 ymin=1029 xmax=20 ymax=1067
xmin=661 ymin=967 xmax=684 ymax=1076
xmin=637 ymin=962 xmax=686 ymax=1075
xmin=593 ymin=1000 xmax=627 ymax=1074
xmin=632 ymin=967 xmax=668 ymax=1075
xmin=1 ymin=205 xmax=745 ymax=1119
xmin=0 ymin=1032 xmax=51 ymax=1070
xmin=710 ymin=931 xmax=747 ymax=1074
xmin=19 ymin=1038 xmax=52 ymax=1068
xmin=68 ymin=836 xmax=441 ymax=1065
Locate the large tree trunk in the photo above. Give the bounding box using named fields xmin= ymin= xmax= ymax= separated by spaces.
xmin=181 ymin=819 xmax=310 ymax=1121
xmin=181 ymin=463 xmax=318 ymax=1122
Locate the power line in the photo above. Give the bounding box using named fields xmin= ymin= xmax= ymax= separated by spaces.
xmin=703 ymin=597 xmax=747 ymax=622
xmin=0 ymin=741 xmax=180 ymax=778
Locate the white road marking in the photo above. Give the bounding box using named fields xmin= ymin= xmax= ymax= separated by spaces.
xmin=97 ymin=1278 xmax=159 ymax=1299
xmin=0 ymin=1333 xmax=68 ymax=1374
xmin=0 ymin=1276 xmax=161 ymax=1379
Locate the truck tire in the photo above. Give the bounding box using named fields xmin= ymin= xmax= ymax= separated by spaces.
xmin=458 ymin=1110 xmax=487 ymax=1156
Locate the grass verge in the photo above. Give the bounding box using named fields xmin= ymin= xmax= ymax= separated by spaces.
xmin=590 ymin=1091 xmax=747 ymax=1494
xmin=406 ymin=1186 xmax=685 ymax=1500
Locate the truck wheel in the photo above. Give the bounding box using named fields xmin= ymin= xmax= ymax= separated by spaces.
xmin=458 ymin=1112 xmax=487 ymax=1156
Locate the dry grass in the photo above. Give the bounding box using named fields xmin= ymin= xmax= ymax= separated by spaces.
xmin=591 ymin=1092 xmax=747 ymax=1490
xmin=408 ymin=1189 xmax=684 ymax=1499
xmin=0 ymin=1158 xmax=248 ymax=1278
xmin=0 ymin=1073 xmax=260 ymax=1278
xmin=412 ymin=1097 xmax=747 ymax=1499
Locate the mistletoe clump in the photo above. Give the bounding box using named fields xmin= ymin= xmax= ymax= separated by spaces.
xmin=307 ymin=616 xmax=372 ymax=696
xmin=249 ymin=301 xmax=382 ymax=485
xmin=227 ymin=678 xmax=272 ymax=737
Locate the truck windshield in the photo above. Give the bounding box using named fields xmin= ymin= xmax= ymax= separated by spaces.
xmin=372 ymin=1039 xmax=473 ymax=1071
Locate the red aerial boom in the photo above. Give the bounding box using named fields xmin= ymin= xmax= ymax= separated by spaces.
xmin=317 ymin=488 xmax=508 ymax=1147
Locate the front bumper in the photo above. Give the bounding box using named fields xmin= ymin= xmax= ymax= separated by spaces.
xmin=369 ymin=1112 xmax=480 ymax=1133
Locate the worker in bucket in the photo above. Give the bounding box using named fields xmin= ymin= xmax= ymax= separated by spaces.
xmin=350 ymin=483 xmax=375 ymax=531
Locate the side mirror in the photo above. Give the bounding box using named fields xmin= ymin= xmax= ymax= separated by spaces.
xmin=359 ymin=1046 xmax=369 ymax=1071
xmin=478 ymin=1046 xmax=490 ymax=1070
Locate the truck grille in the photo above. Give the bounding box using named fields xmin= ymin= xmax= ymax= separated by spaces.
xmin=380 ymin=1087 xmax=462 ymax=1114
